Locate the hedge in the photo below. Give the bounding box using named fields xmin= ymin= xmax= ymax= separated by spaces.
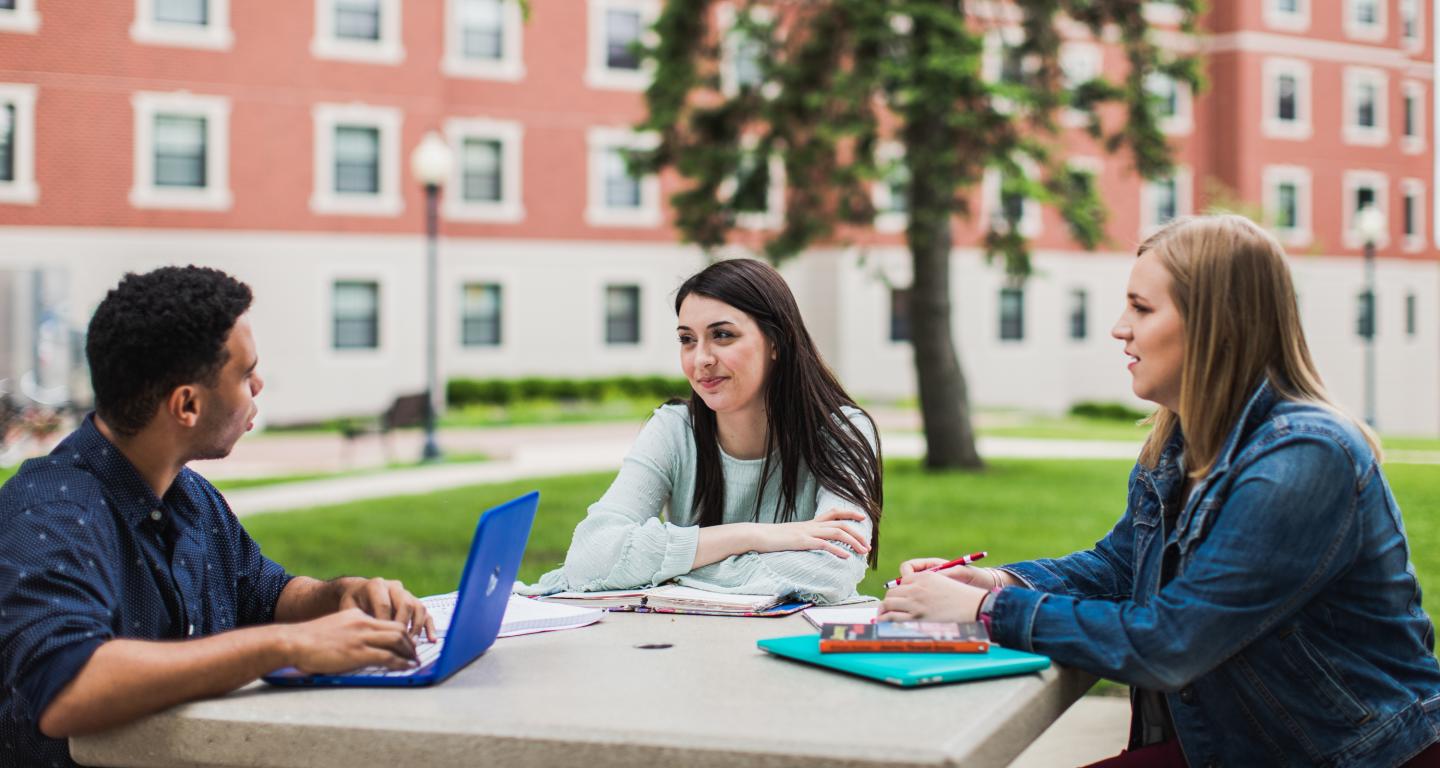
xmin=447 ymin=375 xmax=692 ymax=407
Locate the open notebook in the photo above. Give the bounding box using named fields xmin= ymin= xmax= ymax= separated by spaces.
xmin=424 ymin=592 xmax=603 ymax=638
xmin=541 ymin=584 xmax=810 ymax=617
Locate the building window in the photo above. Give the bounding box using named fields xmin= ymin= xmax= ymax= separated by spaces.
xmin=1402 ymin=82 xmax=1425 ymax=154
xmin=1263 ymin=165 xmax=1312 ymax=246
xmin=872 ymin=142 xmax=909 ymax=233
xmin=1145 ymin=72 xmax=1192 ymax=135
xmin=1264 ymin=0 xmax=1308 ymax=30
xmin=154 ymin=115 xmax=207 ymax=188
xmin=1356 ymin=291 xmax=1376 ymax=340
xmin=999 ymin=287 xmax=1024 ymax=342
xmin=444 ymin=0 xmax=524 ymax=80
xmin=130 ymin=91 xmax=230 ymax=210
xmin=1262 ymin=59 xmax=1311 ymax=140
xmin=0 ymin=0 xmax=40 ymax=34
xmin=1342 ymin=170 xmax=1389 ymax=249
xmin=333 ymin=280 xmax=380 ymax=350
xmin=889 ymin=287 xmax=911 ymax=343
xmin=1345 ymin=0 xmax=1385 ymax=40
xmin=311 ymin=103 xmax=402 ymax=216
xmin=985 ymin=163 xmax=1041 ymax=238
xmin=1401 ymin=0 xmax=1421 ymax=48
xmin=1142 ymin=167 xmax=1191 ymax=234
xmin=605 ymin=284 xmax=641 ymax=345
xmin=445 ymin=117 xmax=524 ymax=222
xmin=1402 ymin=179 xmax=1425 ymax=252
xmin=1343 ymin=67 xmax=1388 ymax=146
xmin=585 ymin=127 xmax=660 ymax=227
xmin=461 ymin=283 xmax=502 ymax=347
xmin=720 ymin=5 xmax=771 ymax=95
xmin=312 ymin=0 xmax=404 ymax=65
xmin=0 ymin=84 xmax=37 ymax=204
xmin=727 ymin=146 xmax=784 ymax=230
xmin=1061 ymin=158 xmax=1101 ymax=246
xmin=1407 ymin=293 xmax=1418 ymax=337
xmin=1068 ymin=288 xmax=1087 ymax=341
xmin=1059 ymin=42 xmax=1101 ymax=127
xmin=585 ymin=0 xmax=659 ymax=91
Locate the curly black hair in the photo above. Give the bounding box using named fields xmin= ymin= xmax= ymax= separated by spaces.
xmin=86 ymin=266 xmax=253 ymax=436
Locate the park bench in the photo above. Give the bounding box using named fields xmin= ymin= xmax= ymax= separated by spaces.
xmin=338 ymin=392 xmax=431 ymax=465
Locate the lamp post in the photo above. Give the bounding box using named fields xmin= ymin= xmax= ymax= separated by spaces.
xmin=410 ymin=131 xmax=454 ymax=462
xmin=1355 ymin=204 xmax=1385 ymax=429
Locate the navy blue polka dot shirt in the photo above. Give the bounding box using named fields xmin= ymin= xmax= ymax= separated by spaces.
xmin=0 ymin=415 xmax=294 ymax=767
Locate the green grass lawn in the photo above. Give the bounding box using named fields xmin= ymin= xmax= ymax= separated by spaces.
xmin=243 ymin=458 xmax=1440 ymax=603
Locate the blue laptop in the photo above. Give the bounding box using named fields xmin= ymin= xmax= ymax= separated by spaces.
xmin=263 ymin=491 xmax=539 ymax=688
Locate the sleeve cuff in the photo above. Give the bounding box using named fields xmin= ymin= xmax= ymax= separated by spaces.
xmin=988 ymin=587 xmax=1047 ymax=653
xmin=1002 ymin=562 xmax=1070 ymax=595
xmin=17 ymin=636 xmax=106 ymax=722
xmin=654 ymin=524 xmax=700 ymax=585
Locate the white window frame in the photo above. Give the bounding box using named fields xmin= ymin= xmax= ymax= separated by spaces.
xmin=1140 ymin=165 xmax=1192 ymax=236
xmin=1263 ymin=0 xmax=1309 ymax=32
xmin=982 ymin=27 xmax=1035 ymax=115
xmin=1401 ymin=178 xmax=1425 ymax=252
xmin=1059 ymin=42 xmax=1102 ymax=128
xmin=443 ymin=116 xmax=524 ymax=222
xmin=1402 ymin=81 xmax=1426 ymax=154
xmin=584 ymin=0 xmax=660 ymax=92
xmin=458 ymin=279 xmax=506 ymax=350
xmin=1342 ymin=169 xmax=1390 ymax=249
xmin=718 ymin=3 xmax=773 ymax=97
xmin=311 ymin=0 xmax=404 ymax=66
xmin=310 ymin=102 xmax=403 ymax=217
xmin=0 ymin=0 xmax=40 ymax=34
xmin=1344 ymin=0 xmax=1386 ymax=42
xmin=0 ymin=83 xmax=38 ymax=205
xmin=131 ymin=0 xmax=232 ymax=50
xmin=1146 ymin=71 xmax=1193 ymax=136
xmin=442 ymin=0 xmax=525 ymax=81
xmin=983 ymin=159 xmax=1042 ymax=239
xmin=129 ymin=91 xmax=231 ymax=211
xmin=1261 ymin=165 xmax=1312 ymax=247
xmin=1141 ymin=2 xmax=1184 ymax=25
xmin=1262 ymin=58 xmax=1311 ymax=141
xmin=585 ymin=126 xmax=660 ymax=227
xmin=327 ymin=275 xmax=385 ymax=355
xmin=1343 ymin=67 xmax=1389 ymax=147
xmin=872 ymin=141 xmax=908 ymax=234
xmin=1400 ymin=0 xmax=1423 ymax=52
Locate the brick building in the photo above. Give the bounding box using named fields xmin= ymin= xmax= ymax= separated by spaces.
xmin=0 ymin=0 xmax=1435 ymax=434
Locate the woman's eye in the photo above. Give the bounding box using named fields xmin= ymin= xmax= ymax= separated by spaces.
xmin=713 ymin=330 xmax=734 ymax=340
xmin=678 ymin=335 xmax=694 ymax=344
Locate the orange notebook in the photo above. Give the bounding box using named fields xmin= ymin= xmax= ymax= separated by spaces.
xmin=818 ymin=621 xmax=991 ymax=654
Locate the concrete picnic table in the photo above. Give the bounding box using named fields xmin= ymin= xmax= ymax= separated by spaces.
xmin=71 ymin=610 xmax=1094 ymax=768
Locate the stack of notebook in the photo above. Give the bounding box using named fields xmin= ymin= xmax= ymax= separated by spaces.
xmin=541 ymin=584 xmax=810 ymax=617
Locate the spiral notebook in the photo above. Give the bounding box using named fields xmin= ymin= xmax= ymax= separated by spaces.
xmin=542 ymin=584 xmax=810 ymax=617
xmin=425 ymin=592 xmax=603 ymax=638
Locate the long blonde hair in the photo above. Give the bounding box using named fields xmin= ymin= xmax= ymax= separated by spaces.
xmin=1136 ymin=214 xmax=1381 ymax=477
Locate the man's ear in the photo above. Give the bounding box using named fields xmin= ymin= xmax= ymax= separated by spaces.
xmin=166 ymin=385 xmax=202 ymax=428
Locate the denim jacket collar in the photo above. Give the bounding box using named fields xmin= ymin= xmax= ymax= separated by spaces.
xmin=1209 ymin=377 xmax=1281 ymax=478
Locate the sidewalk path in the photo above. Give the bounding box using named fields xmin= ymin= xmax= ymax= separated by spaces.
xmin=225 ymin=426 xmax=1142 ymax=516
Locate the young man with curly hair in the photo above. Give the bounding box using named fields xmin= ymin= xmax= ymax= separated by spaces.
xmin=0 ymin=266 xmax=435 ymax=767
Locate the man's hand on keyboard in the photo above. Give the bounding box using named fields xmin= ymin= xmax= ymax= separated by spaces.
xmin=281 ymin=608 xmax=419 ymax=675
xmin=337 ymin=577 xmax=437 ymax=642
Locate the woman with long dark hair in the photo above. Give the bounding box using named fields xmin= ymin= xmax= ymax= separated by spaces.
xmin=520 ymin=258 xmax=882 ymax=603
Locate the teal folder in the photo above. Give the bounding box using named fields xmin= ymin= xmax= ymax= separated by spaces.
xmin=757 ymin=634 xmax=1051 ymax=688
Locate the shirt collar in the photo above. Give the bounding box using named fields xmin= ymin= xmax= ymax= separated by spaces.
xmin=64 ymin=413 xmax=178 ymax=528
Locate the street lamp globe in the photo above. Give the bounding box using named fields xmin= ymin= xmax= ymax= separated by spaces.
xmin=1355 ymin=204 xmax=1385 ymax=245
xmin=411 ymin=131 xmax=453 ymax=187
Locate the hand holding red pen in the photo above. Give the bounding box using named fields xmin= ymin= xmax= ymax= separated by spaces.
xmin=884 ymin=551 xmax=988 ymax=589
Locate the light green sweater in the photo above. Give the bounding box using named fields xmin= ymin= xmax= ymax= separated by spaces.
xmin=516 ymin=404 xmax=877 ymax=604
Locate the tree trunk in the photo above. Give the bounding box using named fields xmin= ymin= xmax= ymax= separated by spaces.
xmin=907 ymin=214 xmax=984 ymax=470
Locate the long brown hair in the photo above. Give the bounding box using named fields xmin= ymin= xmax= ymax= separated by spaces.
xmin=1136 ymin=215 xmax=1381 ymax=477
xmin=674 ymin=259 xmax=884 ymax=566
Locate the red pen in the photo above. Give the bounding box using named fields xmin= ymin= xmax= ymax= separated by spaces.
xmin=883 ymin=551 xmax=987 ymax=589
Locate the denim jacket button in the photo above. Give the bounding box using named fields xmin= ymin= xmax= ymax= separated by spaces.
xmin=1179 ymin=686 xmax=1197 ymax=705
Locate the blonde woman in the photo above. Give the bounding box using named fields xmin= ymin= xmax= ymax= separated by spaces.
xmin=881 ymin=215 xmax=1440 ymax=767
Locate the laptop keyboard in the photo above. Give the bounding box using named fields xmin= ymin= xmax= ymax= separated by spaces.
xmin=349 ymin=638 xmax=444 ymax=677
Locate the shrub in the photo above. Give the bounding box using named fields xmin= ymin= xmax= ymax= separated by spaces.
xmin=1069 ymin=401 xmax=1149 ymax=422
xmin=445 ymin=375 xmax=692 ymax=407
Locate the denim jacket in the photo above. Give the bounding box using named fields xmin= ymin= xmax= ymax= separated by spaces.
xmin=990 ymin=380 xmax=1440 ymax=767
